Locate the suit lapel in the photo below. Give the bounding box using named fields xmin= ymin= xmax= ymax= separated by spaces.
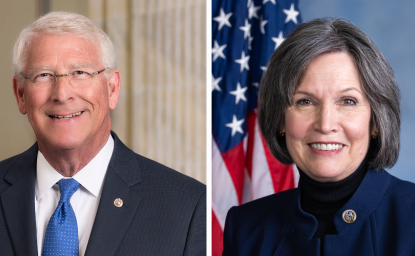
xmin=0 ymin=144 xmax=38 ymax=255
xmin=85 ymin=132 xmax=142 ymax=256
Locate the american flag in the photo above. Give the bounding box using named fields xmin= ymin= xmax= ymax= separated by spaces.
xmin=212 ymin=0 xmax=302 ymax=254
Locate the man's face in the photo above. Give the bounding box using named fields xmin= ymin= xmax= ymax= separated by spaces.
xmin=13 ymin=34 xmax=120 ymax=153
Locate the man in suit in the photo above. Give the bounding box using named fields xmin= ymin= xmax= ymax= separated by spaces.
xmin=0 ymin=11 xmax=205 ymax=256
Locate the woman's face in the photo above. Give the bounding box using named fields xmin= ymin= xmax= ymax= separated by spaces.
xmin=284 ymin=51 xmax=374 ymax=182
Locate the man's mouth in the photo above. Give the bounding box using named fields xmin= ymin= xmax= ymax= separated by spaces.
xmin=49 ymin=111 xmax=84 ymax=120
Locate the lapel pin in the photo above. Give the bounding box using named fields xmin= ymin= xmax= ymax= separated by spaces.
xmin=342 ymin=209 xmax=357 ymax=223
xmin=114 ymin=198 xmax=123 ymax=207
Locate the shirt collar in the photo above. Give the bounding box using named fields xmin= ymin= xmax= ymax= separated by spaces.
xmin=36 ymin=134 xmax=114 ymax=200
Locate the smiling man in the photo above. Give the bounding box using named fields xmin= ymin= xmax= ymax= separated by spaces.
xmin=0 ymin=12 xmax=205 ymax=256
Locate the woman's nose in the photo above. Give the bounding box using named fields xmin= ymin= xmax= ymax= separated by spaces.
xmin=313 ymin=104 xmax=339 ymax=134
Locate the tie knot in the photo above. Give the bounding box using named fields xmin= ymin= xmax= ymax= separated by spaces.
xmin=57 ymin=178 xmax=80 ymax=203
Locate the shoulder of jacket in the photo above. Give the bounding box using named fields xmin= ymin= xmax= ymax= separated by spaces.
xmin=0 ymin=156 xmax=17 ymax=177
xmin=384 ymin=173 xmax=415 ymax=198
xmin=134 ymin=153 xmax=205 ymax=195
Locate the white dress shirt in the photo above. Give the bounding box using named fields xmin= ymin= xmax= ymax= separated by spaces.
xmin=35 ymin=135 xmax=114 ymax=256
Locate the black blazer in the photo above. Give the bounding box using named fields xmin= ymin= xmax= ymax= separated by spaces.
xmin=0 ymin=131 xmax=206 ymax=255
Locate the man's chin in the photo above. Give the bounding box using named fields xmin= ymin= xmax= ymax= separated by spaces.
xmin=37 ymin=134 xmax=87 ymax=152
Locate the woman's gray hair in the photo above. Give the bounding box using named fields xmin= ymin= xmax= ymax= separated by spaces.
xmin=13 ymin=11 xmax=116 ymax=80
xmin=258 ymin=18 xmax=400 ymax=170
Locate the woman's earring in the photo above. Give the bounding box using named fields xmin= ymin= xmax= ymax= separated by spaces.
xmin=280 ymin=130 xmax=285 ymax=137
xmin=371 ymin=131 xmax=378 ymax=139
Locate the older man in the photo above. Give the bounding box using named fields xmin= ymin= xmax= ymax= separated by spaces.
xmin=0 ymin=12 xmax=205 ymax=256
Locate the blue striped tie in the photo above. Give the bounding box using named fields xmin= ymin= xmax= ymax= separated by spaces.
xmin=43 ymin=178 xmax=80 ymax=256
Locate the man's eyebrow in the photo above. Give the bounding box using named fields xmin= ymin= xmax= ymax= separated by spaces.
xmin=27 ymin=66 xmax=53 ymax=77
xmin=26 ymin=64 xmax=96 ymax=76
xmin=69 ymin=63 xmax=95 ymax=69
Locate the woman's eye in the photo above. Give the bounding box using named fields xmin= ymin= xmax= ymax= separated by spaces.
xmin=342 ymin=98 xmax=357 ymax=105
xmin=74 ymin=71 xmax=86 ymax=75
xmin=297 ymin=99 xmax=313 ymax=105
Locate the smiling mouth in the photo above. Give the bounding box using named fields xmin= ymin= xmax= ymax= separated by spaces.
xmin=310 ymin=143 xmax=343 ymax=151
xmin=49 ymin=111 xmax=84 ymax=120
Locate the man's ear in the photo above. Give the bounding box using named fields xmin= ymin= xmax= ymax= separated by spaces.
xmin=107 ymin=69 xmax=121 ymax=110
xmin=13 ymin=75 xmax=27 ymax=115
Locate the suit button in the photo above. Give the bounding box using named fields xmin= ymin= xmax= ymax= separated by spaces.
xmin=114 ymin=198 xmax=123 ymax=207
xmin=342 ymin=209 xmax=357 ymax=223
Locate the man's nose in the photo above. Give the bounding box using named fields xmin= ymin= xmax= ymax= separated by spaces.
xmin=50 ymin=74 xmax=74 ymax=103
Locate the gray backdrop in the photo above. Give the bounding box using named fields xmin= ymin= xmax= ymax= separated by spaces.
xmin=299 ymin=0 xmax=415 ymax=182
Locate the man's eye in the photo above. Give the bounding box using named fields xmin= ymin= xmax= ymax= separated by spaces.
xmin=72 ymin=71 xmax=91 ymax=79
xmin=33 ymin=73 xmax=53 ymax=81
xmin=36 ymin=73 xmax=52 ymax=78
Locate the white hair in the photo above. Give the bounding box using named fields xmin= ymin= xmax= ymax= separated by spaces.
xmin=13 ymin=11 xmax=116 ymax=80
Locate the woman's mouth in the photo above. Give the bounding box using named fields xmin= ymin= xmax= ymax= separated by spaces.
xmin=309 ymin=143 xmax=343 ymax=151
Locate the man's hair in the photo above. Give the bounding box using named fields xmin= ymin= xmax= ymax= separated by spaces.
xmin=258 ymin=18 xmax=401 ymax=170
xmin=13 ymin=11 xmax=116 ymax=80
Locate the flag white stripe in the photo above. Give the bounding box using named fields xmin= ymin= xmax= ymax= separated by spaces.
xmin=251 ymin=120 xmax=276 ymax=200
xmin=212 ymin=140 xmax=239 ymax=229
xmin=241 ymin=136 xmax=252 ymax=204
xmin=293 ymin=163 xmax=300 ymax=187
xmin=241 ymin=168 xmax=252 ymax=204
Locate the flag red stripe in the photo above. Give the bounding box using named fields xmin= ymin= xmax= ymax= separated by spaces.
xmin=212 ymin=211 xmax=224 ymax=256
xmin=221 ymin=142 xmax=246 ymax=204
xmin=245 ymin=110 xmax=257 ymax=179
xmin=260 ymin=134 xmax=295 ymax=192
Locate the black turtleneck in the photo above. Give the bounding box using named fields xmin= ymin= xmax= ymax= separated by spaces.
xmin=298 ymin=161 xmax=368 ymax=252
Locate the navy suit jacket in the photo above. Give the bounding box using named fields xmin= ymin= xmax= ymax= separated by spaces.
xmin=0 ymin=132 xmax=206 ymax=255
xmin=223 ymin=169 xmax=415 ymax=256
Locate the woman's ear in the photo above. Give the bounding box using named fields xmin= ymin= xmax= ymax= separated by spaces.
xmin=371 ymin=126 xmax=378 ymax=139
xmin=280 ymin=126 xmax=285 ymax=136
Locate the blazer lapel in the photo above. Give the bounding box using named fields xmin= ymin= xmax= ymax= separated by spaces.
xmin=0 ymin=144 xmax=38 ymax=255
xmin=85 ymin=132 xmax=142 ymax=256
